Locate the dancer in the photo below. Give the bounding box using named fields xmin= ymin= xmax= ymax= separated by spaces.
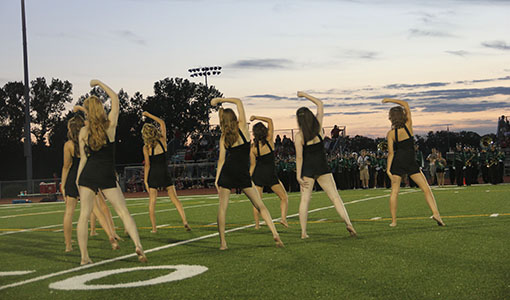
xmin=76 ymin=79 xmax=146 ymax=265
xmin=211 ymin=97 xmax=284 ymax=250
xmin=249 ymin=115 xmax=289 ymax=229
xmin=142 ymin=111 xmax=190 ymax=233
xmin=294 ymin=91 xmax=356 ymax=239
xmin=382 ymin=98 xmax=445 ymax=227
xmin=61 ymin=115 xmax=119 ymax=252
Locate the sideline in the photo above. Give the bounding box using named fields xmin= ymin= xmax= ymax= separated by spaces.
xmin=0 ymin=190 xmax=415 ymax=291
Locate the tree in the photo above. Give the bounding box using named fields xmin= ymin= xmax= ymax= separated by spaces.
xmin=30 ymin=78 xmax=73 ymax=145
xmin=144 ymin=77 xmax=222 ymax=141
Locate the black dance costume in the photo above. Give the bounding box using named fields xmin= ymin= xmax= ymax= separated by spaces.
xmin=252 ymin=142 xmax=280 ymax=187
xmin=390 ymin=125 xmax=420 ymax=176
xmin=302 ymin=134 xmax=331 ymax=178
xmin=147 ymin=140 xmax=174 ymax=188
xmin=64 ymin=156 xmax=80 ymax=198
xmin=78 ymin=139 xmax=117 ymax=193
xmin=217 ymin=130 xmax=252 ymax=189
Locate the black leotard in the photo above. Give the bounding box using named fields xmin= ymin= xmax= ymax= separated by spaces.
xmin=78 ymin=140 xmax=117 ymax=193
xmin=147 ymin=140 xmax=174 ymax=188
xmin=217 ymin=130 xmax=252 ymax=189
xmin=64 ymin=156 xmax=80 ymax=198
xmin=390 ymin=125 xmax=420 ymax=176
xmin=302 ymin=134 xmax=331 ymax=178
xmin=252 ymin=142 xmax=280 ymax=187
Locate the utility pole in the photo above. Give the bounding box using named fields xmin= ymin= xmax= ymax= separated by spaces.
xmin=21 ymin=0 xmax=33 ymax=192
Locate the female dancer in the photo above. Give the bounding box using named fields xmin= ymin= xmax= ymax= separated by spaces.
xmin=435 ymin=152 xmax=446 ymax=187
xmin=61 ymin=115 xmax=119 ymax=252
xmin=249 ymin=115 xmax=289 ymax=229
xmin=382 ymin=98 xmax=445 ymax=227
xmin=294 ymin=91 xmax=356 ymax=239
xmin=211 ymin=97 xmax=284 ymax=250
xmin=76 ymin=79 xmax=146 ymax=265
xmin=141 ymin=111 xmax=190 ymax=233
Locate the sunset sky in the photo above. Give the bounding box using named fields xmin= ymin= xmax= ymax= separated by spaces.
xmin=1 ymin=0 xmax=510 ymax=138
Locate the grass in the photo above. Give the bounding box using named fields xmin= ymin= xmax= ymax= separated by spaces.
xmin=0 ymin=184 xmax=509 ymax=299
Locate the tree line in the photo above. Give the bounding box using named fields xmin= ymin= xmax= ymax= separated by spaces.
xmin=0 ymin=77 xmax=222 ymax=181
xmin=0 ymin=77 xmax=495 ymax=181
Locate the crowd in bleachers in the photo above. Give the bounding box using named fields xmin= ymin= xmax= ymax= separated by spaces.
xmin=125 ymin=122 xmax=508 ymax=193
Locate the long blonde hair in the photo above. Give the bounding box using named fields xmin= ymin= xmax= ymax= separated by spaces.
xmin=219 ymin=108 xmax=239 ymax=148
xmin=67 ymin=115 xmax=85 ymax=157
xmin=84 ymin=96 xmax=110 ymax=151
xmin=142 ymin=123 xmax=162 ymax=148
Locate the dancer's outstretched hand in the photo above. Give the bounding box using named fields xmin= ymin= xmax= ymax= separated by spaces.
xmin=249 ymin=115 xmax=256 ymax=122
xmin=211 ymin=98 xmax=221 ymax=106
xmin=382 ymin=98 xmax=391 ymax=103
xmin=90 ymin=79 xmax=102 ymax=87
xmin=297 ymin=177 xmax=309 ymax=188
xmin=297 ymin=91 xmax=307 ymax=98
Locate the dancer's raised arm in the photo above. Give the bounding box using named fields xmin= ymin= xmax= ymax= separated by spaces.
xmin=250 ymin=115 xmax=274 ymax=141
xmin=142 ymin=111 xmax=167 ymax=141
xmin=90 ymin=79 xmax=119 ymax=128
xmin=297 ymin=91 xmax=324 ymax=126
xmin=382 ymin=98 xmax=412 ymax=127
xmin=211 ymin=97 xmax=246 ymax=126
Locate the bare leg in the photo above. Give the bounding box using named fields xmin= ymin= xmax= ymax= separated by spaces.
xmin=102 ymin=184 xmax=147 ymax=262
xmin=409 ymin=172 xmax=445 ymax=226
xmin=77 ymin=186 xmax=95 ymax=265
xmin=316 ymin=174 xmax=356 ymax=236
xmin=91 ymin=197 xmax=119 ymax=250
xmin=217 ymin=187 xmax=230 ymax=250
xmin=167 ymin=185 xmax=190 ymax=231
xmin=97 ymin=191 xmax=121 ymax=240
xmin=63 ymin=196 xmax=78 ymax=252
xmin=389 ymin=174 xmax=402 ymax=227
xmin=89 ymin=212 xmax=97 ymax=236
xmin=271 ymin=181 xmax=289 ymax=227
xmin=253 ymin=186 xmax=263 ymax=229
xmin=299 ymin=177 xmax=315 ymax=239
xmin=243 ymin=184 xmax=284 ymax=248
xmin=148 ymin=188 xmax=158 ymax=233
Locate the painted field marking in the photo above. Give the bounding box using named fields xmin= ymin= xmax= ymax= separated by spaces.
xmin=49 ymin=265 xmax=209 ymax=290
xmin=0 ymin=271 xmax=35 ymax=276
xmin=0 ymin=191 xmax=397 ymax=291
xmin=490 ymin=213 xmax=499 ymax=217
xmin=370 ymin=217 xmax=382 ymax=220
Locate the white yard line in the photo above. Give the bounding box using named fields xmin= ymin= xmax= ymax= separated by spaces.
xmin=0 ymin=190 xmax=412 ymax=291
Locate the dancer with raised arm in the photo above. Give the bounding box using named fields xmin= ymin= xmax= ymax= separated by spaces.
xmin=382 ymin=98 xmax=445 ymax=227
xmin=61 ymin=115 xmax=119 ymax=252
xmin=76 ymin=79 xmax=147 ymax=265
xmin=211 ymin=97 xmax=284 ymax=250
xmin=249 ymin=115 xmax=289 ymax=229
xmin=142 ymin=111 xmax=190 ymax=233
xmin=294 ymin=91 xmax=356 ymax=239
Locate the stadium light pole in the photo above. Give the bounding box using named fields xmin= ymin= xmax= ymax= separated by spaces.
xmin=21 ymin=0 xmax=33 ymax=193
xmin=188 ymin=66 xmax=222 ymax=88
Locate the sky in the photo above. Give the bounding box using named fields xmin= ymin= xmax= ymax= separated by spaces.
xmin=1 ymin=0 xmax=510 ymax=138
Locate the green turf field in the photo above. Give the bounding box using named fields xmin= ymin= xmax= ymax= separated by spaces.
xmin=0 ymin=184 xmax=509 ymax=299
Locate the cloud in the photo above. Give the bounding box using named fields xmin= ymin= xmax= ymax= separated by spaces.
xmin=419 ymin=101 xmax=510 ymax=113
xmin=384 ymin=82 xmax=450 ymax=89
xmin=113 ymin=30 xmax=146 ymax=45
xmin=246 ymin=94 xmax=297 ymax=101
xmin=481 ymin=40 xmax=510 ymax=51
xmin=341 ymin=50 xmax=379 ymax=60
xmin=324 ymin=111 xmax=378 ymax=116
xmin=409 ymin=28 xmax=455 ymax=38
xmin=228 ymin=59 xmax=294 ymax=69
xmin=445 ymin=50 xmax=470 ymax=57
